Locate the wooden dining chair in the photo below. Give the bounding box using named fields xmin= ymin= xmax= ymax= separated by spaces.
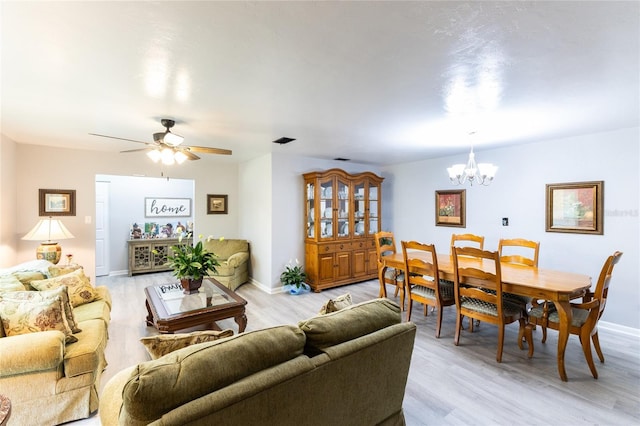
xmin=498 ymin=238 xmax=540 ymax=267
xmin=526 ymin=251 xmax=623 ymax=378
xmin=374 ymin=231 xmax=405 ymax=309
xmin=401 ymin=240 xmax=455 ymax=337
xmin=497 ymin=238 xmax=540 ymax=309
xmin=450 ymin=233 xmax=484 ymax=252
xmin=452 ymin=246 xmax=531 ymax=362
xmin=450 ymin=233 xmax=485 ymax=331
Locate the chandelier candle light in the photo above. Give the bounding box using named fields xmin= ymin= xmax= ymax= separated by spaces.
xmin=447 ymin=146 xmax=497 ymax=186
xmin=22 ymin=217 xmax=75 ymax=264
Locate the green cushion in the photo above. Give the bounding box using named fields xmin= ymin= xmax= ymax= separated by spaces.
xmin=121 ymin=324 xmax=305 ymax=424
xmin=0 ymin=275 xmax=26 ymax=292
xmin=298 ymin=298 xmax=401 ymax=355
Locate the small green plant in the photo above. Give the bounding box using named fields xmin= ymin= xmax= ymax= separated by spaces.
xmin=167 ymin=234 xmax=221 ymax=281
xmin=280 ymin=259 xmax=307 ymax=289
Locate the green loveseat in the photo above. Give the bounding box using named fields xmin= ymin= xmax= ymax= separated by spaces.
xmin=0 ymin=261 xmax=112 ymax=425
xmin=202 ymin=238 xmax=250 ymax=290
xmin=99 ymin=298 xmax=416 ymax=425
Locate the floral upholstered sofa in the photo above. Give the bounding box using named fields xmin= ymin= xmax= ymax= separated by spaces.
xmin=0 ymin=260 xmax=111 ymax=425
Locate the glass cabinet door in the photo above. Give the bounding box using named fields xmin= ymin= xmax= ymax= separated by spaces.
xmin=353 ymin=180 xmax=366 ymax=237
xmin=306 ymin=181 xmax=315 ymax=238
xmin=319 ymin=177 xmax=334 ymax=240
xmin=368 ymin=180 xmax=379 ymax=235
xmin=336 ymin=178 xmax=350 ymax=238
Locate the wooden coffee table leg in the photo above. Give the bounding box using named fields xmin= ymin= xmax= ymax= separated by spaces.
xmin=235 ymin=313 xmax=247 ymax=333
xmin=145 ymin=299 xmax=155 ymax=327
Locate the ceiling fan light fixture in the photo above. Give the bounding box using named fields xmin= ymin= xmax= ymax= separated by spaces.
xmin=174 ymin=150 xmax=188 ymax=164
xmin=163 ymin=131 xmax=184 ymax=147
xmin=147 ymin=149 xmax=162 ymax=163
xmin=160 ymin=147 xmax=175 ymax=165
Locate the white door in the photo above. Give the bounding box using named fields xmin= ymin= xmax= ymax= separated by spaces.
xmin=95 ymin=181 xmax=110 ymax=276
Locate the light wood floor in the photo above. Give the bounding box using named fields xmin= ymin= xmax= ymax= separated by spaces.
xmin=74 ymin=272 xmax=640 ymax=425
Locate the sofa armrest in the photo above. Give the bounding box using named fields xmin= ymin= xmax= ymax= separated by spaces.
xmin=0 ymin=331 xmax=65 ymax=377
xmin=226 ymin=252 xmax=249 ymax=268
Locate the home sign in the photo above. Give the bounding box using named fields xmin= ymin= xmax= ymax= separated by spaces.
xmin=145 ymin=198 xmax=191 ymax=218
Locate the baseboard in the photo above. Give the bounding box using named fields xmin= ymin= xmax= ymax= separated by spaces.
xmin=599 ymin=320 xmax=640 ymax=338
xmin=247 ymin=278 xmax=287 ymax=295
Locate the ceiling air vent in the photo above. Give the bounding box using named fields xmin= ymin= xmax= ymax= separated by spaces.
xmin=333 ymin=157 xmax=350 ymax=161
xmin=273 ymin=137 xmax=296 ymax=145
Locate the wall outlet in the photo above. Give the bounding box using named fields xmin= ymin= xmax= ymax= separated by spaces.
xmin=502 ymin=217 xmax=509 ymax=226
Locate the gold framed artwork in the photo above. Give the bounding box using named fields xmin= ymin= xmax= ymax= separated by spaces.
xmin=207 ymin=194 xmax=228 ymax=214
xmin=435 ymin=189 xmax=466 ymax=227
xmin=546 ymin=181 xmax=603 ymax=235
xmin=39 ymin=189 xmax=76 ymax=216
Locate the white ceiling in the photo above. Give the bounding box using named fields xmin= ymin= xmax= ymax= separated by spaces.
xmin=2 ymin=1 xmax=638 ymax=165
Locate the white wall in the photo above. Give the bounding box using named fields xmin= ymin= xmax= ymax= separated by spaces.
xmin=382 ymin=127 xmax=639 ymax=329
xmin=95 ymin=174 xmax=194 ymax=274
xmin=10 ymin=144 xmax=240 ymax=281
xmin=0 ymin=136 xmax=17 ymax=265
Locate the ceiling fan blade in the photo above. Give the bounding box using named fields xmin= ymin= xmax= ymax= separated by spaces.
xmin=187 ymin=145 xmax=232 ymax=155
xmin=179 ymin=149 xmax=200 ymax=161
xmin=89 ymin=133 xmax=150 ymax=145
xmin=120 ymin=147 xmax=152 ymax=153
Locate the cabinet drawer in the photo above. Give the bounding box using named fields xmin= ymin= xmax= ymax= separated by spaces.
xmin=319 ymin=243 xmax=351 ymax=253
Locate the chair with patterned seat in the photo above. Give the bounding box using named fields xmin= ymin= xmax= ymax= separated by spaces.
xmin=526 ymin=251 xmax=622 ymax=379
xmin=452 ymin=246 xmax=531 ymax=362
xmin=374 ymin=231 xmax=405 ymax=309
xmin=497 ymin=238 xmax=540 ymax=309
xmin=450 ymin=233 xmax=485 ymax=331
xmin=401 ymin=240 xmax=455 ymax=338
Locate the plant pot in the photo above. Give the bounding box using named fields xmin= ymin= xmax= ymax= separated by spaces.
xmin=180 ymin=278 xmax=203 ymax=295
xmin=285 ymin=283 xmax=310 ymax=295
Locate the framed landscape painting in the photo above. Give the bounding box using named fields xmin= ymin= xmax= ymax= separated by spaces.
xmin=207 ymin=194 xmax=228 ymax=214
xmin=546 ymin=181 xmax=603 ymax=234
xmin=39 ymin=189 xmax=76 ymax=216
xmin=435 ymin=189 xmax=466 ymax=227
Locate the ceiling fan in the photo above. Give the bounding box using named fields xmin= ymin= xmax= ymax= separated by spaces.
xmin=90 ymin=118 xmax=232 ymax=164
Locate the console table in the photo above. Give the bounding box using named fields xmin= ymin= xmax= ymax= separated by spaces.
xmin=128 ymin=237 xmax=192 ymax=276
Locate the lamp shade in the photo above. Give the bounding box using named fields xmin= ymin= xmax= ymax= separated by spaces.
xmin=22 ymin=218 xmax=74 ymax=242
xmin=22 ymin=218 xmax=74 ymax=264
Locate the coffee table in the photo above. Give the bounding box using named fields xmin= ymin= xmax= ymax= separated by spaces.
xmin=145 ymin=278 xmax=247 ymax=334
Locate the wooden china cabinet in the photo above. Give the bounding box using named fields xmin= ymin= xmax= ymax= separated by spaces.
xmin=303 ymin=169 xmax=383 ymax=292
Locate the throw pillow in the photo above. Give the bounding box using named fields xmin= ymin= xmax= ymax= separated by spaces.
xmin=30 ymin=268 xmax=100 ymax=307
xmin=0 ymin=296 xmax=78 ymax=343
xmin=0 ymin=275 xmax=26 ymax=292
xmin=0 ymin=286 xmax=81 ymax=333
xmin=319 ymin=293 xmax=353 ymax=315
xmin=140 ymin=329 xmax=235 ymax=359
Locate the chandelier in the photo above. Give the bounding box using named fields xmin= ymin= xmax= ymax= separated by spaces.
xmin=447 ymin=147 xmax=497 ymax=186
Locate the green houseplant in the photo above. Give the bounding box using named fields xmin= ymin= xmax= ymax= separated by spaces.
xmin=280 ymin=259 xmax=309 ymax=294
xmin=167 ymin=234 xmax=221 ymax=294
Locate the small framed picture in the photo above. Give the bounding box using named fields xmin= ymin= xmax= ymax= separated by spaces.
xmin=435 ymin=189 xmax=466 ymax=227
xmin=546 ymin=181 xmax=603 ymax=234
xmin=207 ymin=194 xmax=228 ymax=214
xmin=39 ymin=189 xmax=76 ymax=216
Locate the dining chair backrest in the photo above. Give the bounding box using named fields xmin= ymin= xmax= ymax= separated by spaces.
xmin=592 ymin=251 xmax=623 ymax=322
xmin=402 ymin=240 xmax=440 ymax=291
xmin=452 ymin=246 xmax=502 ymax=301
xmin=375 ymin=231 xmax=397 ymax=258
xmin=450 ymin=233 xmax=484 ymax=254
xmin=498 ymin=238 xmax=540 ymax=267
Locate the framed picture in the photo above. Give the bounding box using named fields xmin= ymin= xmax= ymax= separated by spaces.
xmin=39 ymin=189 xmax=76 ymax=216
xmin=207 ymin=194 xmax=228 ymax=214
xmin=435 ymin=189 xmax=466 ymax=227
xmin=546 ymin=181 xmax=603 ymax=234
xmin=145 ymin=198 xmax=191 ymax=218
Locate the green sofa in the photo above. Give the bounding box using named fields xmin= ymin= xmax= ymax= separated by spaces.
xmin=202 ymin=238 xmax=250 ymax=290
xmin=0 ymin=261 xmax=112 ymax=425
xmin=99 ymin=298 xmax=416 ymax=426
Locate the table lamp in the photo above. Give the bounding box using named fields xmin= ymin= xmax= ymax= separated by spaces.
xmin=22 ymin=217 xmax=74 ymax=264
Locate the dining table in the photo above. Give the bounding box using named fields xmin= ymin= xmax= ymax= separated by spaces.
xmin=379 ymin=251 xmax=592 ymax=381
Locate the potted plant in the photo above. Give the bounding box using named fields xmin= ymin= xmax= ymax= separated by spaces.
xmin=280 ymin=259 xmax=309 ymax=295
xmin=167 ymin=234 xmax=221 ymax=294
